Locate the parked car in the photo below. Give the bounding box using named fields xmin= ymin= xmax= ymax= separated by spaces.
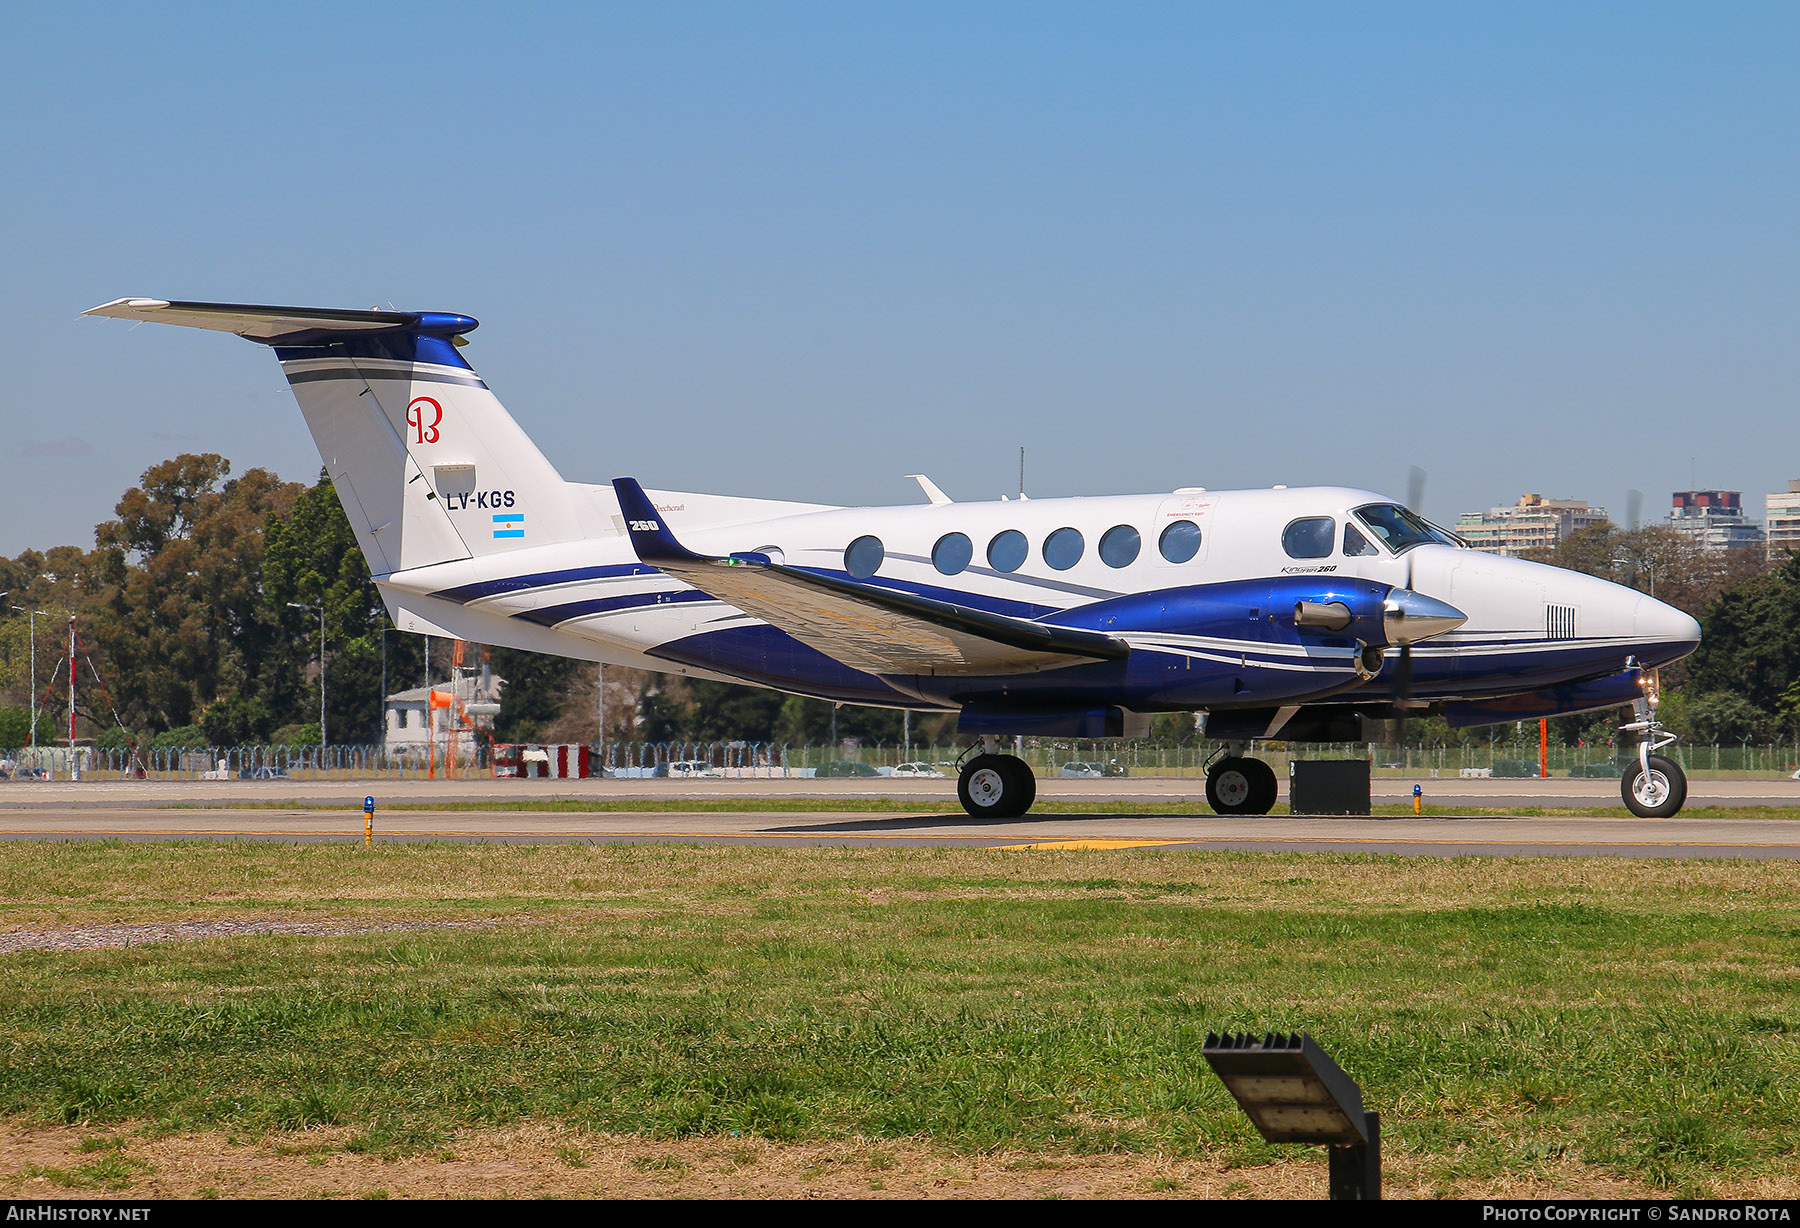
xmin=889 ymin=762 xmax=946 ymax=779
xmin=236 ymin=766 xmax=292 ymax=780
xmin=1059 ymin=761 xmax=1105 ymax=778
xmin=1491 ymin=758 xmax=1542 ymax=778
xmin=814 ymin=761 xmax=881 ymax=778
xmin=653 ymin=760 xmax=716 ymax=778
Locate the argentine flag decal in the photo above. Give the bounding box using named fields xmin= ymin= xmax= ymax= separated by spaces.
xmin=492 ymin=513 xmax=525 ymax=539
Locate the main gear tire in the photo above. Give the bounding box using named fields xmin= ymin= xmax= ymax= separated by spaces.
xmin=958 ymin=754 xmax=1037 ymax=818
xmin=1207 ymin=756 xmax=1277 ymax=816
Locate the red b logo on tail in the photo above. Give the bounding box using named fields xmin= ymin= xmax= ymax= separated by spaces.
xmin=406 ymin=397 xmax=442 ymax=444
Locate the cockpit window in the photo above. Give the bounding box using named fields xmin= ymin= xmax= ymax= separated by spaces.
xmin=1344 ymin=523 xmax=1380 ymax=557
xmin=1352 ymin=503 xmax=1461 ymax=553
xmin=1282 ymin=517 xmax=1336 ymax=559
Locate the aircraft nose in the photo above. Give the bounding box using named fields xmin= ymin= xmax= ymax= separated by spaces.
xmin=1634 ymin=595 xmax=1700 ymax=647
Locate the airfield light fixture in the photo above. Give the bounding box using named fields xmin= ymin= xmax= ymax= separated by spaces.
xmin=1202 ymin=1031 xmax=1380 ymax=1200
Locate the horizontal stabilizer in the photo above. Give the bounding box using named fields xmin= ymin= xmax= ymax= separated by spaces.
xmin=613 ymin=477 xmax=1128 ymax=677
xmin=84 ymin=299 xmax=476 ymax=346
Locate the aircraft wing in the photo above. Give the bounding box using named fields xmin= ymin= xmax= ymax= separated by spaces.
xmin=613 ymin=478 xmax=1128 ymax=676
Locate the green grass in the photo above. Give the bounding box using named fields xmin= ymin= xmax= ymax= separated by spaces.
xmin=0 ymin=842 xmax=1796 ymax=1194
xmin=17 ymin=1153 xmax=152 ymax=1191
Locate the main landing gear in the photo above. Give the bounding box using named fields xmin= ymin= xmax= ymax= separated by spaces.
xmin=1621 ymin=676 xmax=1687 ymax=818
xmin=957 ymin=738 xmax=1038 ymax=818
xmin=1205 ymin=742 xmax=1279 ymax=815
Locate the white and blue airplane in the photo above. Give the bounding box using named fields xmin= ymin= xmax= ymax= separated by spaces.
xmin=85 ymin=298 xmax=1701 ymax=818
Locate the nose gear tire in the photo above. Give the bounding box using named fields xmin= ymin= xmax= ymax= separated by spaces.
xmin=1622 ymin=754 xmax=1686 ymax=818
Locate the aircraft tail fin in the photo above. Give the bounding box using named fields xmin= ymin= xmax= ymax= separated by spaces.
xmin=84 ymin=299 xmax=584 ymax=577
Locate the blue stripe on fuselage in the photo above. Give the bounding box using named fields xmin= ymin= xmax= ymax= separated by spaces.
xmin=433 ymin=563 xmax=1057 ymax=618
xmin=643 ymin=624 xmax=1695 ymax=713
xmin=430 ymin=563 xmax=655 ymax=604
xmin=515 ymin=588 xmax=721 ymax=628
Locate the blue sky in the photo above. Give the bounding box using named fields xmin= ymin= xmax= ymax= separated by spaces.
xmin=3 ymin=2 xmax=1797 ymax=553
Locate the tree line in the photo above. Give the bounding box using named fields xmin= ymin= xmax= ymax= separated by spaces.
xmin=0 ymin=454 xmax=563 ymax=750
xmin=0 ymin=453 xmax=906 ymax=751
xmin=3 ymin=455 xmax=1794 ymax=752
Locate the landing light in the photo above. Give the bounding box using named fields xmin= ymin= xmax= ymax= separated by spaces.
xmin=1202 ymin=1031 xmax=1380 ymax=1200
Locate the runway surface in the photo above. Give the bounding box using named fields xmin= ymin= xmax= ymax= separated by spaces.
xmin=2 ymin=774 xmax=1798 ymax=809
xmin=0 ymin=776 xmax=1796 ymax=857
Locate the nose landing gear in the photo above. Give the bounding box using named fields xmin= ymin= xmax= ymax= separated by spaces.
xmin=1621 ymin=675 xmax=1687 ymax=818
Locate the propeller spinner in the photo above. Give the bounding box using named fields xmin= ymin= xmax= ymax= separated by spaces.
xmin=1382 ymin=588 xmax=1467 ymax=645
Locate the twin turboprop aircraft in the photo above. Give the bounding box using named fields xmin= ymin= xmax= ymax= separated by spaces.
xmin=85 ymin=298 xmax=1703 ymax=818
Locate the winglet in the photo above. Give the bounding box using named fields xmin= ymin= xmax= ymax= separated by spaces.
xmin=612 ymin=478 xmax=711 ymax=566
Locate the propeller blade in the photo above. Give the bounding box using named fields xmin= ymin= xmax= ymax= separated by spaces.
xmin=1397 ymin=481 xmax=1428 ymax=744
xmin=1394 ymin=641 xmax=1414 ymax=750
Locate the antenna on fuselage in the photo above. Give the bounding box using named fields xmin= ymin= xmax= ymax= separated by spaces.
xmin=1018 ymin=446 xmax=1027 ymax=500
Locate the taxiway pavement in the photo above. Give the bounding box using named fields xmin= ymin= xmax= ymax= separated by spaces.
xmin=0 ymin=776 xmax=1794 ymax=858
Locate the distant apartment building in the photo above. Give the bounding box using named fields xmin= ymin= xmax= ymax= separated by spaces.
xmin=1767 ymin=481 xmax=1800 ymax=559
xmin=1666 ymin=490 xmax=1765 ymax=553
xmin=1455 ymin=493 xmax=1609 ymax=557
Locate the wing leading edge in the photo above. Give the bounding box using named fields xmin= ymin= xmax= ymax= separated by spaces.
xmin=612 ymin=478 xmax=1128 ymax=677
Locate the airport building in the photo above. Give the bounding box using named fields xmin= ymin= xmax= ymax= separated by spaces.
xmin=1666 ymin=490 xmax=1765 ymax=553
xmin=1767 ymin=481 xmax=1800 ymax=559
xmin=1454 ymin=494 xmax=1609 ymax=557
xmin=384 ymin=674 xmax=505 ymax=760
